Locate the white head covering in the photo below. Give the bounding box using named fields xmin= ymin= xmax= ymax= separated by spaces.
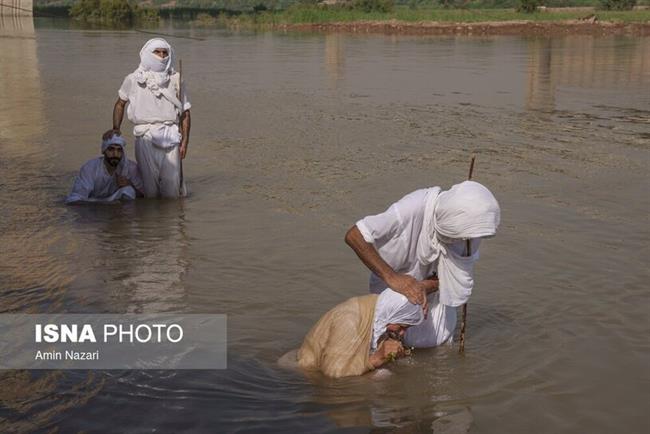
xmin=134 ymin=38 xmax=175 ymax=97
xmin=101 ymin=134 xmax=126 ymax=153
xmin=371 ymin=288 xmax=425 ymax=351
xmin=101 ymin=134 xmax=128 ymax=175
xmin=416 ymin=181 xmax=500 ymax=306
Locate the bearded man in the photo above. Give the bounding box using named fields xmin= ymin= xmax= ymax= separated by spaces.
xmin=66 ymin=134 xmax=143 ymax=204
xmin=104 ymin=38 xmax=191 ymax=198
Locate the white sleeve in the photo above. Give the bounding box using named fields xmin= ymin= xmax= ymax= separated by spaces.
xmin=355 ymin=189 xmax=428 ymax=245
xmin=65 ymin=163 xmax=95 ymax=204
xmin=118 ymin=75 xmax=132 ymax=101
xmin=356 ymin=203 xmax=403 ymax=245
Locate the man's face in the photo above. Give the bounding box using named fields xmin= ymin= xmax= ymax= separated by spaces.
xmin=152 ymin=48 xmax=169 ymax=59
xmin=104 ymin=145 xmax=123 ymax=167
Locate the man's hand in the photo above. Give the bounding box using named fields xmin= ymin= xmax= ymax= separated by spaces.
xmin=116 ymin=175 xmax=131 ymax=188
xmin=370 ymin=338 xmax=406 ymax=368
xmin=387 ymin=273 xmax=432 ymax=314
xmin=381 ymin=339 xmax=405 ymax=361
xmin=179 ymin=141 xmax=188 ymax=159
xmin=103 ymin=128 xmax=121 ymax=140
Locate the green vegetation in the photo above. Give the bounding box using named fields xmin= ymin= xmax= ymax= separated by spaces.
xmin=68 ymin=0 xmax=159 ymax=22
xmin=517 ymin=0 xmax=540 ymax=12
xmin=34 ymin=0 xmax=650 ymax=24
xmin=235 ymin=4 xmax=650 ymax=24
xmin=600 ymin=0 xmax=636 ymax=9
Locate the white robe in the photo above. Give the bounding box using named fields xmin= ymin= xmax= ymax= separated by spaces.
xmin=66 ymin=157 xmax=143 ymax=204
xmin=356 ymin=188 xmax=481 ymax=348
xmin=118 ymin=73 xmax=190 ymax=198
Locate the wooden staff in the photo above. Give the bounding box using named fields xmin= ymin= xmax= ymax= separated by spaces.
xmin=178 ymin=59 xmax=184 ymax=197
xmin=459 ymin=155 xmax=475 ymax=354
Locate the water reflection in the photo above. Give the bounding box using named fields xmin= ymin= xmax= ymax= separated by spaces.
xmin=0 ymin=16 xmax=44 ymax=144
xmin=69 ymin=201 xmax=190 ymax=313
xmin=526 ymin=39 xmax=556 ymax=113
xmin=325 ymin=33 xmax=345 ymax=88
xmin=526 ymin=36 xmax=650 ymax=113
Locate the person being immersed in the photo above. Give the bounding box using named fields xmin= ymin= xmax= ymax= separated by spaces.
xmin=281 ymin=288 xmax=425 ymax=378
xmin=66 ymin=134 xmax=143 ymax=204
xmin=104 ymin=38 xmax=191 ymax=198
xmin=344 ymin=180 xmax=500 ymax=348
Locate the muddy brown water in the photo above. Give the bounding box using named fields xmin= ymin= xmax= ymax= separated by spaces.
xmin=0 ymin=17 xmax=648 ymax=433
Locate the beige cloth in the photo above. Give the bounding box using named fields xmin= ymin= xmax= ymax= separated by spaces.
xmin=298 ymin=294 xmax=378 ymax=378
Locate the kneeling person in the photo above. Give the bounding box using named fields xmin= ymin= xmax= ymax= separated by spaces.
xmin=66 ymin=135 xmax=144 ymax=204
xmin=296 ymin=289 xmax=424 ymax=378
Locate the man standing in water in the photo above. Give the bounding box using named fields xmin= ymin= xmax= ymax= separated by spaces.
xmin=345 ymin=181 xmax=500 ymax=348
xmin=104 ymin=38 xmax=191 ymax=198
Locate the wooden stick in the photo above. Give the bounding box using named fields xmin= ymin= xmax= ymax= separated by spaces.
xmin=178 ymin=59 xmax=184 ymax=197
xmin=468 ymin=155 xmax=476 ymax=180
xmin=459 ymin=155 xmax=475 ymax=354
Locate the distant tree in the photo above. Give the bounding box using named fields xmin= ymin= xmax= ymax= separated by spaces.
xmin=352 ymin=0 xmax=394 ymax=12
xmin=69 ymin=0 xmax=158 ymax=22
xmin=517 ymin=0 xmax=540 ymax=12
xmin=599 ymin=0 xmax=636 ymax=9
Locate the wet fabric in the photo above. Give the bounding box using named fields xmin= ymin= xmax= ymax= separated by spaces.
xmin=404 ymin=291 xmax=457 ymax=348
xmin=298 ymin=294 xmax=378 ymax=378
xmin=297 ymin=289 xmax=424 ymax=378
xmin=65 ymin=157 xmax=142 ymax=204
xmin=135 ymin=135 xmax=186 ymax=198
xmin=371 ymin=289 xmax=424 ymax=351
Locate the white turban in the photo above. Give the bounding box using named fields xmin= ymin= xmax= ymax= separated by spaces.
xmin=416 ymin=181 xmax=500 ymax=306
xmin=101 ymin=134 xmax=126 ymax=153
xmin=371 ymin=288 xmax=424 ymax=351
xmin=134 ymin=38 xmax=175 ymax=97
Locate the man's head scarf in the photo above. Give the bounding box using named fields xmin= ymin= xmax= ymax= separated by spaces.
xmin=372 ymin=288 xmax=424 ymax=351
xmin=101 ymin=134 xmax=126 ymax=153
xmin=101 ymin=134 xmax=128 ymax=174
xmin=416 ymin=181 xmax=500 ymax=306
xmin=134 ymin=38 xmax=175 ymax=97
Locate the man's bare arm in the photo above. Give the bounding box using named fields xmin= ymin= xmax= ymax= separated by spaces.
xmin=179 ymin=109 xmax=191 ymax=159
xmin=345 ymin=225 xmax=437 ymax=310
xmin=103 ymin=98 xmax=127 ymax=140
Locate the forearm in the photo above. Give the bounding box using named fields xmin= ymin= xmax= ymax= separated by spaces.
xmin=112 ymin=99 xmax=126 ymax=131
xmin=180 ymin=110 xmax=190 ymax=145
xmin=345 ymin=225 xmax=397 ymax=286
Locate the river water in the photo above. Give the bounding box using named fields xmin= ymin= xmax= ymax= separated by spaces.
xmin=0 ymin=17 xmax=648 ymax=433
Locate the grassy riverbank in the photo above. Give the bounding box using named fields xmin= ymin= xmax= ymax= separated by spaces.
xmin=34 ymin=2 xmax=650 ymax=34
xmin=241 ymin=5 xmax=650 ymax=24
